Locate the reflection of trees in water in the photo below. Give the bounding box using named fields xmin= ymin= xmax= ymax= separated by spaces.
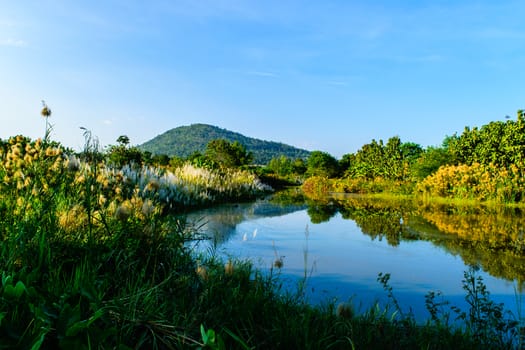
xmin=190 ymin=191 xmax=525 ymax=285
xmin=416 ymin=202 xmax=525 ymax=254
xmin=306 ymin=198 xmax=338 ymax=224
xmin=187 ymin=204 xmax=249 ymax=243
xmin=187 ymin=191 xmax=308 ymax=244
xmin=321 ymin=195 xmax=525 ymax=288
xmin=339 ymin=205 xmax=405 ymax=246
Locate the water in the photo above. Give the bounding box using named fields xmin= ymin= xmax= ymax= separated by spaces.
xmin=186 ymin=194 xmax=525 ymax=321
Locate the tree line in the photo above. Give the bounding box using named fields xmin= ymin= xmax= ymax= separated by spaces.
xmin=91 ymin=109 xmax=525 ymax=202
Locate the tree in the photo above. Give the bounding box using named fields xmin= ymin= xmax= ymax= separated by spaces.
xmin=106 ymin=135 xmax=143 ymax=167
xmin=292 ymin=158 xmax=307 ymax=175
xmin=344 ymin=137 xmax=421 ymax=180
xmin=204 ymin=139 xmax=253 ymax=168
xmin=447 ymin=110 xmax=525 ymax=168
xmin=307 ymin=151 xmax=339 ymax=178
xmin=411 ymin=146 xmax=453 ymax=180
xmin=116 ymin=135 xmax=130 ymax=146
xmin=268 ymin=155 xmax=293 ymax=176
xmin=338 ymin=153 xmax=355 ymax=174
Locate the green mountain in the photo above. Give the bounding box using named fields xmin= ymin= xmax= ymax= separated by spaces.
xmin=139 ymin=123 xmax=311 ymax=165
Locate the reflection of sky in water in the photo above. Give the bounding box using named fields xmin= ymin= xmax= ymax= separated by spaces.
xmin=192 ymin=207 xmax=523 ymax=321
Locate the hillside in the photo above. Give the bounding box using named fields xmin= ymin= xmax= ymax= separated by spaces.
xmin=139 ymin=123 xmax=311 ymax=165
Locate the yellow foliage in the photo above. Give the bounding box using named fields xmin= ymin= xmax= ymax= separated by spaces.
xmin=417 ymin=163 xmax=525 ymax=203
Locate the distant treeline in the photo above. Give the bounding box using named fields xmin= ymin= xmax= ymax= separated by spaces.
xmin=300 ymin=110 xmax=525 ymax=203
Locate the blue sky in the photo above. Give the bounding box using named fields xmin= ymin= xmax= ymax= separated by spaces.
xmin=1 ymin=0 xmax=524 ymax=158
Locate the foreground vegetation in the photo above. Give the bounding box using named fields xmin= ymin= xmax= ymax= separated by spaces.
xmin=0 ymin=107 xmax=523 ymax=348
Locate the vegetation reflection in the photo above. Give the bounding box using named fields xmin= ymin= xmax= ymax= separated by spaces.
xmin=302 ymin=194 xmax=525 ymax=289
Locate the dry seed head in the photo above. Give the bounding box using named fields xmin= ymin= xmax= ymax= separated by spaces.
xmin=141 ymin=199 xmax=155 ymax=217
xmin=196 ymin=265 xmax=208 ymax=281
xmin=52 ymin=157 xmax=63 ymax=171
xmin=224 ymin=261 xmax=234 ymax=275
xmin=115 ymin=201 xmax=132 ymax=221
xmin=98 ymin=194 xmax=107 ymax=206
xmin=274 ymin=258 xmax=284 ymax=269
xmin=41 ymin=102 xmax=52 ymax=118
xmin=11 ymin=146 xmax=21 ymax=157
xmin=336 ymin=302 xmax=354 ymax=319
xmin=58 ymin=205 xmax=88 ymax=231
xmin=145 ymin=179 xmax=160 ymax=192
xmin=75 ymin=175 xmax=85 ymax=185
xmin=45 ymin=147 xmax=55 ymax=157
xmin=13 ymin=170 xmax=24 ymax=180
xmin=67 ymin=156 xmax=80 ymax=172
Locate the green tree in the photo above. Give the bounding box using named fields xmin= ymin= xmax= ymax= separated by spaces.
xmin=291 ymin=158 xmax=307 ymax=175
xmin=307 ymin=151 xmax=339 ymax=178
xmin=106 ymin=135 xmax=143 ymax=167
xmin=448 ymin=110 xmax=525 ymax=167
xmin=338 ymin=153 xmax=355 ymax=175
xmin=151 ymin=154 xmax=170 ymax=166
xmin=344 ymin=137 xmax=422 ymax=181
xmin=205 ymin=139 xmax=253 ymax=168
xmin=268 ymin=155 xmax=293 ymax=176
xmin=116 ymin=135 xmax=130 ymax=146
xmin=411 ymin=146 xmax=453 ymax=180
xmin=349 ymin=139 xmax=385 ymax=179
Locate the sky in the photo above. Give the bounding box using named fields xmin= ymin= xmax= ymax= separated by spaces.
xmin=1 ymin=0 xmax=525 ymax=158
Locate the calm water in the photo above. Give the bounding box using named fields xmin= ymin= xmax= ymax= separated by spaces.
xmin=186 ymin=193 xmax=525 ymax=321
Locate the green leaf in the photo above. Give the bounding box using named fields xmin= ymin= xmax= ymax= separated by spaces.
xmin=206 ymin=328 xmax=216 ymax=345
xmin=30 ymin=331 xmax=48 ymax=350
xmin=2 ymin=274 xmax=12 ymax=287
xmin=200 ymin=324 xmax=208 ymax=344
xmin=65 ymin=308 xmax=105 ymax=337
xmin=4 ymin=280 xmax=26 ymax=299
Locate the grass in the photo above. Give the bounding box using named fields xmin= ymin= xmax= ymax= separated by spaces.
xmin=0 ymin=132 xmax=523 ymax=348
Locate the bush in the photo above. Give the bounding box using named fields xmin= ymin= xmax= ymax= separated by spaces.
xmin=416 ymin=162 xmax=525 ymax=203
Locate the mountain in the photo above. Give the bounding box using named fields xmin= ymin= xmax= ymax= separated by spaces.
xmin=139 ymin=123 xmax=311 ymax=165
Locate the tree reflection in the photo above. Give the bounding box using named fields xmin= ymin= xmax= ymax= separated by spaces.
xmin=306 ymin=199 xmax=338 ymax=223
xmin=315 ymin=194 xmax=525 ymax=290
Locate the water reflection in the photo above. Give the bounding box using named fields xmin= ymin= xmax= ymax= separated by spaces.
xmin=187 ymin=190 xmax=525 ymax=308
xmin=187 ymin=190 xmax=307 ymax=244
xmin=329 ymin=194 xmax=525 ymax=289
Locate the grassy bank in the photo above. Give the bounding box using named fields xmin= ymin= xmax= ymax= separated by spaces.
xmin=0 ymin=135 xmax=522 ymax=348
